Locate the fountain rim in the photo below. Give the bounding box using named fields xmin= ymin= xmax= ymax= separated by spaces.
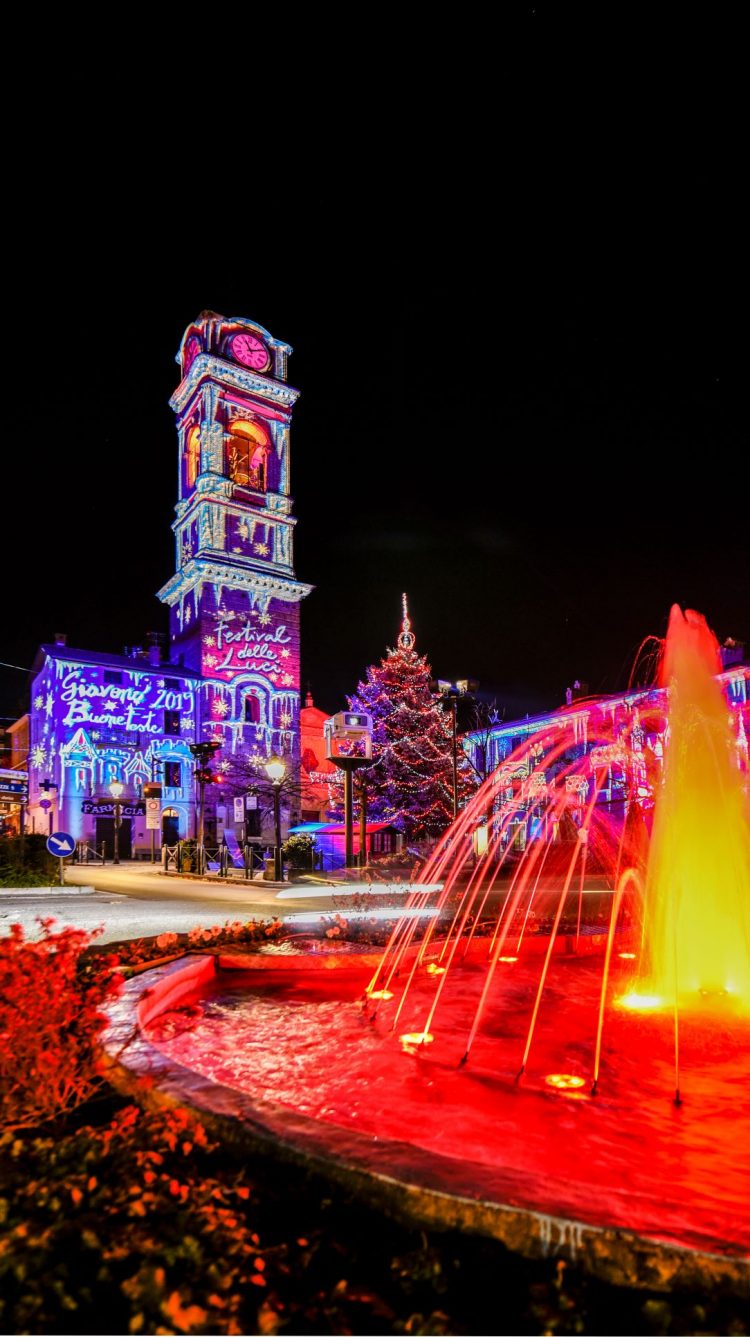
xmin=101 ymin=951 xmax=750 ymax=1299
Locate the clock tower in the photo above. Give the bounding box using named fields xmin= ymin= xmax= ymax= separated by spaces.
xmin=158 ymin=311 xmax=312 ymax=772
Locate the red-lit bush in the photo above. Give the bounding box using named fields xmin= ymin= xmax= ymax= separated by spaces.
xmin=0 ymin=920 xmax=121 ymax=1131
xmin=0 ymin=1104 xmax=262 ymax=1335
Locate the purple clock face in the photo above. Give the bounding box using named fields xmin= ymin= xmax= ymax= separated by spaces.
xmin=231 ymin=332 xmax=270 ymax=371
xmin=183 ymin=336 xmax=201 ymax=373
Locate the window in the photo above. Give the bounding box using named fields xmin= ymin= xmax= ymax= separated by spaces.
xmin=163 ymin=710 xmax=181 ymax=735
xmin=164 ymin=761 xmax=181 ymax=788
xmin=186 ymin=425 xmax=201 ymax=490
xmin=163 ymin=678 xmax=180 ymax=690
xmin=244 ymin=694 xmax=260 ymax=724
xmin=103 ymin=671 xmax=123 ymax=685
xmin=371 ymin=831 xmax=398 ymax=854
xmin=227 ymin=420 xmax=270 ymax=490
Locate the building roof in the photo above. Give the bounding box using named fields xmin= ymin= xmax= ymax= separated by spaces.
xmin=34 ymin=644 xmax=202 ymax=680
xmin=461 ymin=664 xmax=749 ymax=747
xmin=290 ymin=821 xmax=394 ymax=836
xmin=300 ymin=705 xmax=332 ymax=726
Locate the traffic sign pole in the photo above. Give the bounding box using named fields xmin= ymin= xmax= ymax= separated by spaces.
xmin=46 ymin=831 xmax=76 ymax=886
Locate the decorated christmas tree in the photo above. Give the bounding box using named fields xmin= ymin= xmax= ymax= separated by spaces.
xmin=331 ymin=596 xmax=476 ymax=839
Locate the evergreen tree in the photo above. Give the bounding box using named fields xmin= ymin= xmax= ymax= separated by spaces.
xmin=331 ymin=596 xmax=476 ymax=839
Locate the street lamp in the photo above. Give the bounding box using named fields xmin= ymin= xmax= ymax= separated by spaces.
xmin=189 ymin=740 xmax=221 ymax=872
xmin=432 ymin=679 xmax=479 ymax=821
xmin=264 ymin=754 xmax=286 ymax=881
xmin=109 ymin=778 xmax=124 ymax=865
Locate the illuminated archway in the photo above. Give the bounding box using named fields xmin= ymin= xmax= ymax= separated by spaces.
xmin=186 ymin=425 xmax=201 ymax=490
xmin=244 ymin=693 xmax=261 ymax=724
xmin=227 ymin=419 xmax=270 ymax=490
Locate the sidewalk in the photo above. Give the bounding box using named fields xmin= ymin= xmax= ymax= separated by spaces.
xmin=1 ymin=864 xmax=432 ymax=945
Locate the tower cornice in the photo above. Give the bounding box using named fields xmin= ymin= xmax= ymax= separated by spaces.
xmin=172 ymin=478 xmax=295 ymax=528
xmin=170 ymin=354 xmax=300 ymax=416
xmin=158 ymin=559 xmax=313 ymax=608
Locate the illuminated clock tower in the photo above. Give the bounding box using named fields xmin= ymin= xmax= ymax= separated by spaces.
xmin=158 ymin=311 xmax=312 ymax=771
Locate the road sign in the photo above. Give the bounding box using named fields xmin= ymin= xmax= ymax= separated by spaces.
xmin=234 ymin=796 xmax=245 ymax=822
xmin=145 ymin=798 xmax=161 ymax=830
xmin=47 ymin=831 xmax=76 ymax=857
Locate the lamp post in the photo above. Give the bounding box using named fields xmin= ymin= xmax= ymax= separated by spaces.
xmin=323 ymin=712 xmax=373 ymax=869
xmin=109 ymin=778 xmax=124 ymax=865
xmin=432 ymin=679 xmax=479 ymax=822
xmin=357 ymin=773 xmax=368 ymax=869
xmin=264 ymin=754 xmax=286 ymax=882
xmin=189 ymin=741 xmax=221 ymax=873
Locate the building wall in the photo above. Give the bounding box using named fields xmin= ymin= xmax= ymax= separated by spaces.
xmin=26 ymin=650 xmax=199 ymax=849
xmin=23 ymin=314 xmax=313 ymax=854
xmin=158 ymin=313 xmax=312 ymax=844
xmin=299 ymin=700 xmax=341 ymax=821
xmin=461 ymin=666 xmax=750 ymax=846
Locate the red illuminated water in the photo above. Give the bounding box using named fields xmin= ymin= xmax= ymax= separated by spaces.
xmin=144 ymin=606 xmax=750 ymax=1259
xmin=147 ymin=947 xmax=750 ymax=1254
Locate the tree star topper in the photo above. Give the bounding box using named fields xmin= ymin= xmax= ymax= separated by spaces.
xmin=398 ymin=592 xmax=415 ymax=651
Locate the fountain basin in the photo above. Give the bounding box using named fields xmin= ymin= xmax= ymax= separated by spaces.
xmin=102 ymin=945 xmax=750 ymax=1298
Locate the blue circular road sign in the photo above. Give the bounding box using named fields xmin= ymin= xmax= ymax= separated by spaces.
xmin=47 ymin=831 xmax=76 ymax=858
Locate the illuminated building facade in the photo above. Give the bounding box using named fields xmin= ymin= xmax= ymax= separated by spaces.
xmin=27 ymin=641 xmax=199 ymax=855
xmin=158 ymin=314 xmax=311 ymax=797
xmin=462 ymin=662 xmax=749 ymax=852
xmin=25 ymin=313 xmax=311 ymax=854
xmin=299 ymin=690 xmax=341 ymax=822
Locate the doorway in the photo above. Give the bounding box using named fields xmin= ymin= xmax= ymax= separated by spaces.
xmin=162 ymin=810 xmax=180 ymax=845
xmin=96 ymin=817 xmax=132 ymax=861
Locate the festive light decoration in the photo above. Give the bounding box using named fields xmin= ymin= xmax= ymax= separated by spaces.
xmin=27 ymin=651 xmax=199 ymax=842
xmin=154 ymin=312 xmax=314 ymax=804
xmin=331 ymin=595 xmax=476 ymax=837
xmin=26 ymin=314 xmax=311 ymax=848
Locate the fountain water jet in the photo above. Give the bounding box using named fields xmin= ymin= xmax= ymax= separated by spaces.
xmin=105 ymin=607 xmax=750 ymax=1291
xmin=640 ymin=606 xmax=750 ymax=1004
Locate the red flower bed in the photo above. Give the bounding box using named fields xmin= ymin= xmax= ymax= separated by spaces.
xmin=0 ymin=920 xmax=121 ymax=1131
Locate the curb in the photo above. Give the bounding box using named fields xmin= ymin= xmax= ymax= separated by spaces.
xmin=0 ymin=885 xmax=97 ymax=897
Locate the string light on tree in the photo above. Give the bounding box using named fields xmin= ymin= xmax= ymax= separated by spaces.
xmin=330 ymin=594 xmax=476 ymax=839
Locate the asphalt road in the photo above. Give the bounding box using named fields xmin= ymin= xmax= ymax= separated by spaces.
xmin=0 ymin=862 xmax=347 ymax=945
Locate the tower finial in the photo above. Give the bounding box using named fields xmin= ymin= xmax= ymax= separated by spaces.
xmin=398 ymin=592 xmax=415 ymax=651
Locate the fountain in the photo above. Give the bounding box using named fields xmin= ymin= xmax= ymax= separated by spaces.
xmin=105 ymin=607 xmax=750 ymax=1293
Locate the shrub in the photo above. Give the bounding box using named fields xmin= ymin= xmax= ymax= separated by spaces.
xmin=0 ymin=834 xmax=57 ymax=886
xmin=281 ymin=833 xmax=316 ymax=869
xmin=0 ymin=1104 xmax=262 ymax=1335
xmin=0 ymin=921 xmax=121 ymax=1131
xmin=179 ymin=839 xmax=198 ymax=872
xmin=0 ymin=867 xmax=58 ymax=888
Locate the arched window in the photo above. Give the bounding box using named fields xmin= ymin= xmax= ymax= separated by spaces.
xmin=186 ymin=425 xmax=201 ymax=490
xmin=227 ymin=420 xmax=270 ymax=491
xmin=244 ymin=693 xmax=261 ymax=724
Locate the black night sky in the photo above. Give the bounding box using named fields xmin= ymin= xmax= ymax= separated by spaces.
xmin=3 ymin=18 xmax=747 ymax=730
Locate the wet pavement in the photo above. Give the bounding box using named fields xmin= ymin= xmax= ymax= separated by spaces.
xmin=0 ymin=862 xmax=346 ymax=945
